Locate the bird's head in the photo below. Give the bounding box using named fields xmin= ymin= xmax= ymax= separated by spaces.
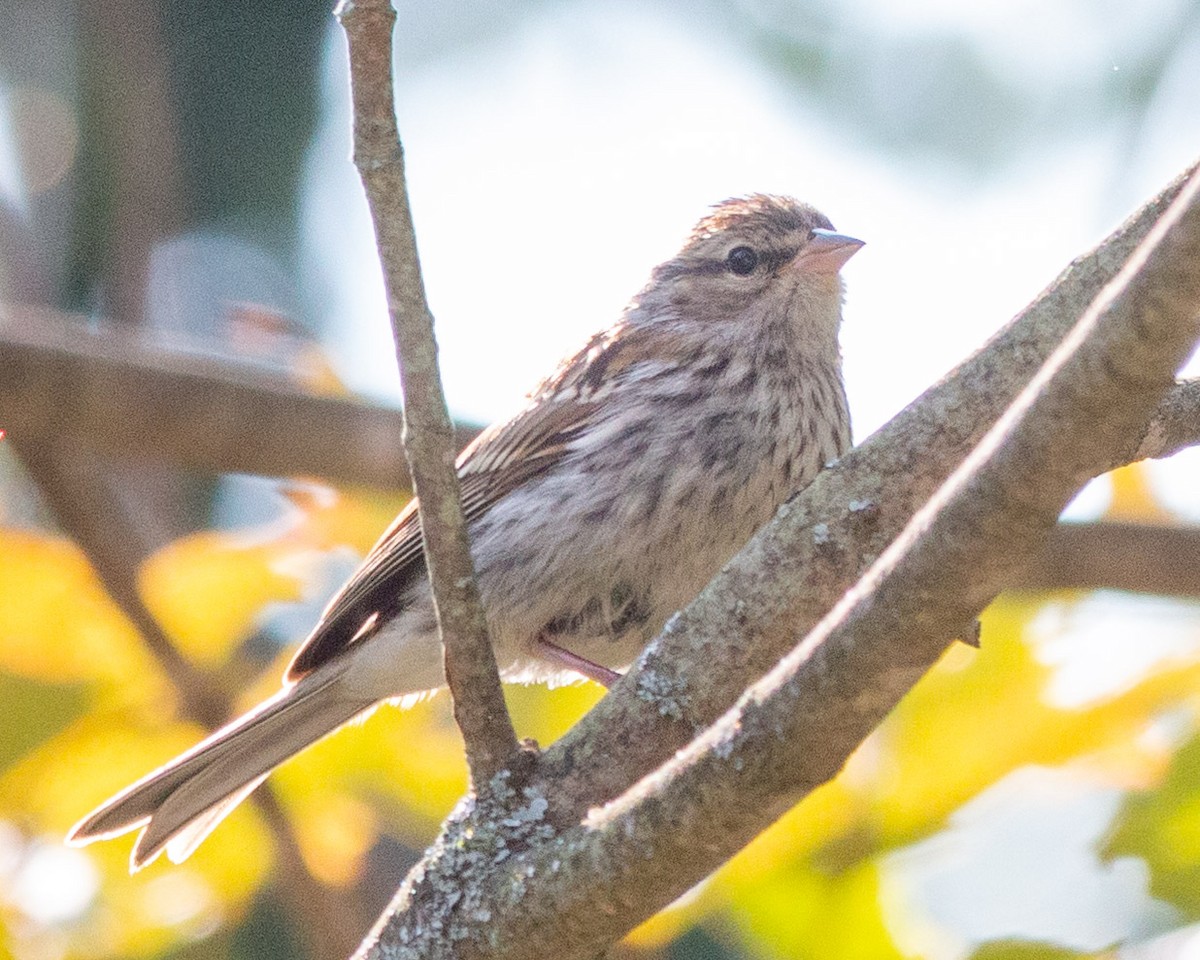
xmin=637 ymin=194 xmax=863 ymax=353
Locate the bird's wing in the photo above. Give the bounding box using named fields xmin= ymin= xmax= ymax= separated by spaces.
xmin=284 ymin=341 xmax=615 ymax=681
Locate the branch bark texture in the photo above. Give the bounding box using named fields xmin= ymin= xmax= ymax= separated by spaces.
xmin=337 ymin=0 xmax=516 ymax=782
xmin=1136 ymin=374 xmax=1200 ymax=461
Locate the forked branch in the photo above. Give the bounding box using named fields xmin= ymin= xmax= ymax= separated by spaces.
xmin=357 ymin=161 xmax=1200 ymax=958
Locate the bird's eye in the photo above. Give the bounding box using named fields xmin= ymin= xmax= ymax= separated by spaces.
xmin=726 ymin=246 xmax=759 ymax=276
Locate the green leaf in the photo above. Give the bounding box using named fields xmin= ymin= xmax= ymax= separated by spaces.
xmin=724 ymin=861 xmax=905 ymax=959
xmin=1104 ymin=731 xmax=1200 ymax=916
xmin=665 ymin=926 xmax=740 ymax=960
xmin=966 ymin=938 xmax=1097 ymax=960
xmin=0 ymin=671 xmax=88 ymax=771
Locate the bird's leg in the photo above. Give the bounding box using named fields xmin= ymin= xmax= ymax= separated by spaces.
xmin=534 ymin=636 xmax=622 ymax=688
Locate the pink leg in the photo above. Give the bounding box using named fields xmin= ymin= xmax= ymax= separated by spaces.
xmin=535 ymin=637 xmax=622 ymax=688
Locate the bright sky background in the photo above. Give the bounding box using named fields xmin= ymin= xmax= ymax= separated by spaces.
xmin=299 ymin=0 xmax=1200 ymax=521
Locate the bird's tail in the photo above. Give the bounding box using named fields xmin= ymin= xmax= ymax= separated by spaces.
xmin=67 ymin=668 xmax=371 ymax=870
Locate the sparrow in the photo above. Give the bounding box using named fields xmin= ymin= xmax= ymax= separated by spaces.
xmin=68 ymin=194 xmax=862 ymax=869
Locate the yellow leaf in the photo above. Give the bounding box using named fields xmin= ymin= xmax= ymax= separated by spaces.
xmin=273 ymin=694 xmax=468 ymax=844
xmin=282 ymin=484 xmax=409 ymax=555
xmin=1106 ymin=732 xmax=1200 ymax=914
xmin=0 ymin=671 xmax=88 ymax=772
xmin=0 ymin=528 xmax=155 ymax=688
xmin=136 ymin=483 xmax=406 ymax=667
xmin=867 ymin=596 xmax=1200 ymax=849
xmin=139 ymin=532 xmax=304 ymax=665
xmin=289 ymin=792 xmax=378 ymax=887
xmin=724 ymin=860 xmax=904 ymax=959
xmin=503 ymin=681 xmax=606 ymax=748
xmin=1104 ymin=463 xmax=1172 ymax=524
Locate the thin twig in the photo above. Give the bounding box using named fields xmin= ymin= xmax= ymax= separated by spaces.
xmin=360 ymin=161 xmax=1200 ymax=960
xmin=336 ymin=0 xmax=517 ymax=783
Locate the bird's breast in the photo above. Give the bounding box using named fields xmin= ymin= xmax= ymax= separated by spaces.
xmin=468 ymin=350 xmax=849 ymax=674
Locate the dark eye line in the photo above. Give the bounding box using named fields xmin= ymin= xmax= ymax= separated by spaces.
xmin=760 ymin=248 xmax=798 ymax=272
xmin=676 ymin=246 xmax=801 ymax=277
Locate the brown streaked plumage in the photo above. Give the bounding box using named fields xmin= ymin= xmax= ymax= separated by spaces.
xmin=67 ymin=195 xmax=862 ymax=869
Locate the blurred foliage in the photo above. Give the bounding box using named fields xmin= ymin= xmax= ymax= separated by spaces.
xmin=1105 ymin=732 xmax=1200 ymax=916
xmin=1 ymin=462 xmax=1199 ymax=960
xmin=965 ymin=941 xmax=1099 ymax=960
xmin=729 ymin=0 xmax=1200 ymax=175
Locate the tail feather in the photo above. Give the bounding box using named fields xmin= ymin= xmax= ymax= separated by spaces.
xmin=162 ymin=774 xmax=267 ymax=865
xmin=68 ymin=668 xmax=370 ymax=870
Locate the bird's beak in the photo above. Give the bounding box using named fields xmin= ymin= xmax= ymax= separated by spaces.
xmin=792 ymin=229 xmax=864 ymax=275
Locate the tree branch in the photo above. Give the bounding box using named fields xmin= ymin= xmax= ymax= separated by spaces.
xmin=15 ymin=439 xmax=230 ymax=727
xmin=359 ymin=165 xmax=1200 ymax=959
xmin=1018 ymin=521 xmax=1200 ymax=597
xmin=1134 ymin=375 xmax=1200 ymax=461
xmin=336 ymin=0 xmax=517 ymax=783
xmin=527 ymin=158 xmax=1200 ymax=823
xmin=0 ymin=303 xmax=481 ymax=489
xmin=0 ymin=301 xmax=1186 ymax=493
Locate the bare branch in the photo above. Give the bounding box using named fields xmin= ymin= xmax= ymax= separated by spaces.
xmin=0 ymin=301 xmax=1186 ymax=493
xmin=15 ymin=439 xmax=229 ymax=727
xmin=336 ymin=0 xmax=516 ymax=782
xmin=0 ymin=303 xmax=480 ymax=488
xmin=1019 ymin=521 xmax=1200 ymax=597
xmin=360 ymin=164 xmax=1200 ymax=960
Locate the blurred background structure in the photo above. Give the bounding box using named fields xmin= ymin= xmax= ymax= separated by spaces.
xmin=2 ymin=1 xmax=1200 ymax=958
